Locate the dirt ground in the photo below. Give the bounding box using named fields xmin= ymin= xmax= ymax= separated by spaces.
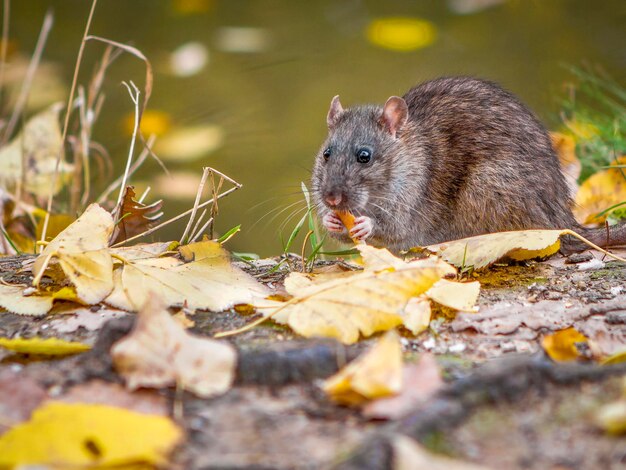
xmin=0 ymin=250 xmax=625 ymax=469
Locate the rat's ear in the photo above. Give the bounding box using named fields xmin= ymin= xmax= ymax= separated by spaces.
xmin=379 ymin=96 xmax=408 ymax=138
xmin=327 ymin=95 xmax=344 ymax=129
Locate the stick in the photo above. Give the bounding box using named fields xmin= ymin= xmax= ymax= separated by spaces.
xmin=563 ymin=229 xmax=626 ymax=263
xmin=39 ymin=0 xmax=98 ymax=250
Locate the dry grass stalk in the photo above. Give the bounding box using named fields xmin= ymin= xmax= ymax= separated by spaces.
xmin=115 ymin=80 xmax=140 ymax=212
xmin=39 ymin=0 xmax=98 ymax=250
xmin=0 ymin=0 xmax=10 ymax=109
xmin=112 ymin=172 xmax=242 ymax=248
xmin=3 ymin=9 xmax=53 ymax=143
xmin=180 ymin=167 xmax=210 ymax=244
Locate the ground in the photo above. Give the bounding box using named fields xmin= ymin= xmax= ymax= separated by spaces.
xmin=0 ymin=250 xmax=625 ymax=469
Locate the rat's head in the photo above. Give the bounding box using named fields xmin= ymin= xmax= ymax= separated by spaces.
xmin=311 ymin=95 xmax=409 ymax=215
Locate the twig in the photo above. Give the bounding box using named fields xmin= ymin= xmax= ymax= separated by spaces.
xmin=95 ymin=134 xmax=155 ymax=204
xmin=180 ymin=167 xmax=210 ymax=244
xmin=563 ymin=229 xmax=626 ymax=263
xmin=0 ymin=0 xmax=10 ymax=109
xmin=111 ymin=184 xmax=241 ymax=247
xmin=3 ymin=9 xmax=52 ymax=142
xmin=189 ymin=208 xmax=207 ymax=241
xmin=115 ymin=81 xmax=140 ymax=210
xmin=138 ymin=186 xmax=151 ymax=203
xmin=40 ymin=0 xmax=98 ymax=250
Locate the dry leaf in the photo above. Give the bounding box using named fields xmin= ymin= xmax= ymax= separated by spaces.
xmin=0 ymin=402 xmax=182 ymax=468
xmin=110 ymin=186 xmax=163 ymax=245
xmin=0 ymin=103 xmax=74 ymax=197
xmin=393 ymin=435 xmax=492 ymax=470
xmin=111 ymin=294 xmax=237 ymax=398
xmin=574 ymin=156 xmax=626 ymax=224
xmin=426 ymin=279 xmax=480 ymax=312
xmin=0 ymin=284 xmax=53 ymax=316
xmin=0 ymin=337 xmax=90 ymax=356
xmin=322 ymin=330 xmax=403 ymax=405
xmin=363 ymin=353 xmax=443 ymax=419
xmin=427 ymin=229 xmax=564 ymax=270
xmin=542 ymin=327 xmax=589 ymax=362
xmin=400 ymin=296 xmax=431 ymax=335
xmin=32 ymin=204 xmax=114 ymax=304
xmin=106 ymin=240 xmax=268 ymax=311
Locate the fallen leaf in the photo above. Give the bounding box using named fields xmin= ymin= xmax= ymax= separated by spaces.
xmin=0 ymin=402 xmax=182 ymax=468
xmin=109 ymin=241 xmax=177 ymax=261
xmin=366 ymin=17 xmax=437 ymax=51
xmin=0 ymin=336 xmax=90 ymax=356
xmin=0 ymin=103 xmax=74 ymax=197
xmin=426 ymin=279 xmax=480 ymax=311
xmin=400 ymin=296 xmax=431 ymax=335
xmin=393 ymin=434 xmax=492 ymax=470
xmin=322 ymin=330 xmax=403 ymax=405
xmin=155 ymin=124 xmax=223 ymax=162
xmin=595 ymin=400 xmax=626 ymax=435
xmin=49 ymin=307 xmax=129 ymax=333
xmin=34 ymin=211 xmax=74 ymax=243
xmin=542 ymin=327 xmax=589 ymax=362
xmin=427 ymin=229 xmax=564 ymax=270
xmin=574 ymin=156 xmax=626 ymax=224
xmin=602 ymin=349 xmax=626 ymax=365
xmin=0 ymin=283 xmax=53 ymax=316
xmin=111 ymin=294 xmax=237 ymax=398
xmin=32 ymin=204 xmax=114 ymax=304
xmin=106 ymin=240 xmax=268 ymax=312
xmin=363 ymin=353 xmax=443 ymax=419
xmin=110 ymin=186 xmax=163 ymax=245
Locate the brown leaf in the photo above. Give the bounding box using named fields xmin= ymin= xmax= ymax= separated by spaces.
xmin=111 ymin=186 xmax=163 ymax=245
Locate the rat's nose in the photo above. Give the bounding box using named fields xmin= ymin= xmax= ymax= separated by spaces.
xmin=324 ymin=191 xmax=343 ymax=207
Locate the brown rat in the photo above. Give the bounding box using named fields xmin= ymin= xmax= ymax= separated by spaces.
xmin=311 ymin=76 xmax=625 ymax=251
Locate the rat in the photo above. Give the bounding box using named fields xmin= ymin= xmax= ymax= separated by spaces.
xmin=311 ymin=76 xmax=625 ymax=252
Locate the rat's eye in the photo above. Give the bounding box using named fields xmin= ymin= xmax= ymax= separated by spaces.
xmin=322 ymin=148 xmax=331 ymax=161
xmin=356 ymin=147 xmax=372 ymax=163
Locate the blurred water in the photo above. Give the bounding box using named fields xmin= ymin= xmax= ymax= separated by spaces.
xmin=8 ymin=0 xmax=626 ymax=255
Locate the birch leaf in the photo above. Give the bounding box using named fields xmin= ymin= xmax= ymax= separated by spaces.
xmin=0 ymin=284 xmax=53 ymax=316
xmin=106 ymin=240 xmax=268 ymax=311
xmin=32 ymin=204 xmax=114 ymax=304
xmin=542 ymin=327 xmax=589 ymax=362
xmin=400 ymin=296 xmax=431 ymax=335
xmin=0 ymin=337 xmax=90 ymax=356
xmin=111 ymin=294 xmax=236 ymax=398
xmin=322 ymin=330 xmax=403 ymax=405
xmin=0 ymin=402 xmax=182 ymax=468
xmin=427 ymin=229 xmax=565 ymax=270
xmin=426 ymin=279 xmax=480 ymax=312
xmin=574 ymin=156 xmax=626 ymax=224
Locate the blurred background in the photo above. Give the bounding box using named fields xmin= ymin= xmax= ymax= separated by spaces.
xmin=7 ymin=0 xmax=626 ymax=256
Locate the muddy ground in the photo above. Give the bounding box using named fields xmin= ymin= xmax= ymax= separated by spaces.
xmin=0 ymin=250 xmax=625 ymax=469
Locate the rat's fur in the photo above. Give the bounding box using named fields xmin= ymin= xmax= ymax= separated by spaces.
xmin=312 ymin=76 xmax=624 ymax=251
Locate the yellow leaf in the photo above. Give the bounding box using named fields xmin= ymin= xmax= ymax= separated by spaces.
xmin=0 ymin=402 xmax=182 ymax=468
xmin=0 ymin=284 xmax=53 ymax=315
xmin=564 ymin=118 xmax=599 ymax=142
xmin=111 ymin=294 xmax=236 ymax=397
xmin=574 ymin=156 xmax=626 ymax=224
xmin=551 ymin=131 xmax=580 ymax=198
xmin=602 ymin=349 xmax=626 ymax=365
xmin=35 ymin=212 xmax=74 ymax=243
xmin=323 ymin=330 xmax=403 ymax=405
xmin=0 ymin=103 xmax=74 ymax=197
xmin=154 ymin=124 xmax=223 ymax=162
xmin=106 ymin=240 xmax=268 ymax=312
xmin=366 ymin=17 xmax=437 ymax=52
xmin=542 ymin=327 xmax=588 ymax=362
xmin=400 ymin=296 xmax=431 ymax=335
xmin=0 ymin=336 xmax=90 ymax=356
xmin=426 ymin=279 xmax=480 ymax=312
xmin=427 ymin=229 xmax=564 ymax=270
xmin=32 ymin=204 xmax=114 ymax=305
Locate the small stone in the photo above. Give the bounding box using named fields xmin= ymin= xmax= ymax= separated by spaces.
xmin=448 ymin=343 xmax=466 ymax=353
xmin=422 ymin=337 xmax=436 ymax=350
xmin=565 ymin=252 xmax=593 ymax=264
xmin=500 ymin=341 xmax=516 ymax=352
xmin=578 ymin=258 xmax=605 ymax=271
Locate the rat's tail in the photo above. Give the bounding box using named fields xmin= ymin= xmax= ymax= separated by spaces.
xmin=561 ymin=222 xmax=626 ymax=253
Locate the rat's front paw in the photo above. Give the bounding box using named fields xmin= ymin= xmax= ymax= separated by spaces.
xmin=322 ymin=212 xmax=346 ymax=233
xmin=350 ymin=216 xmax=373 ymax=241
